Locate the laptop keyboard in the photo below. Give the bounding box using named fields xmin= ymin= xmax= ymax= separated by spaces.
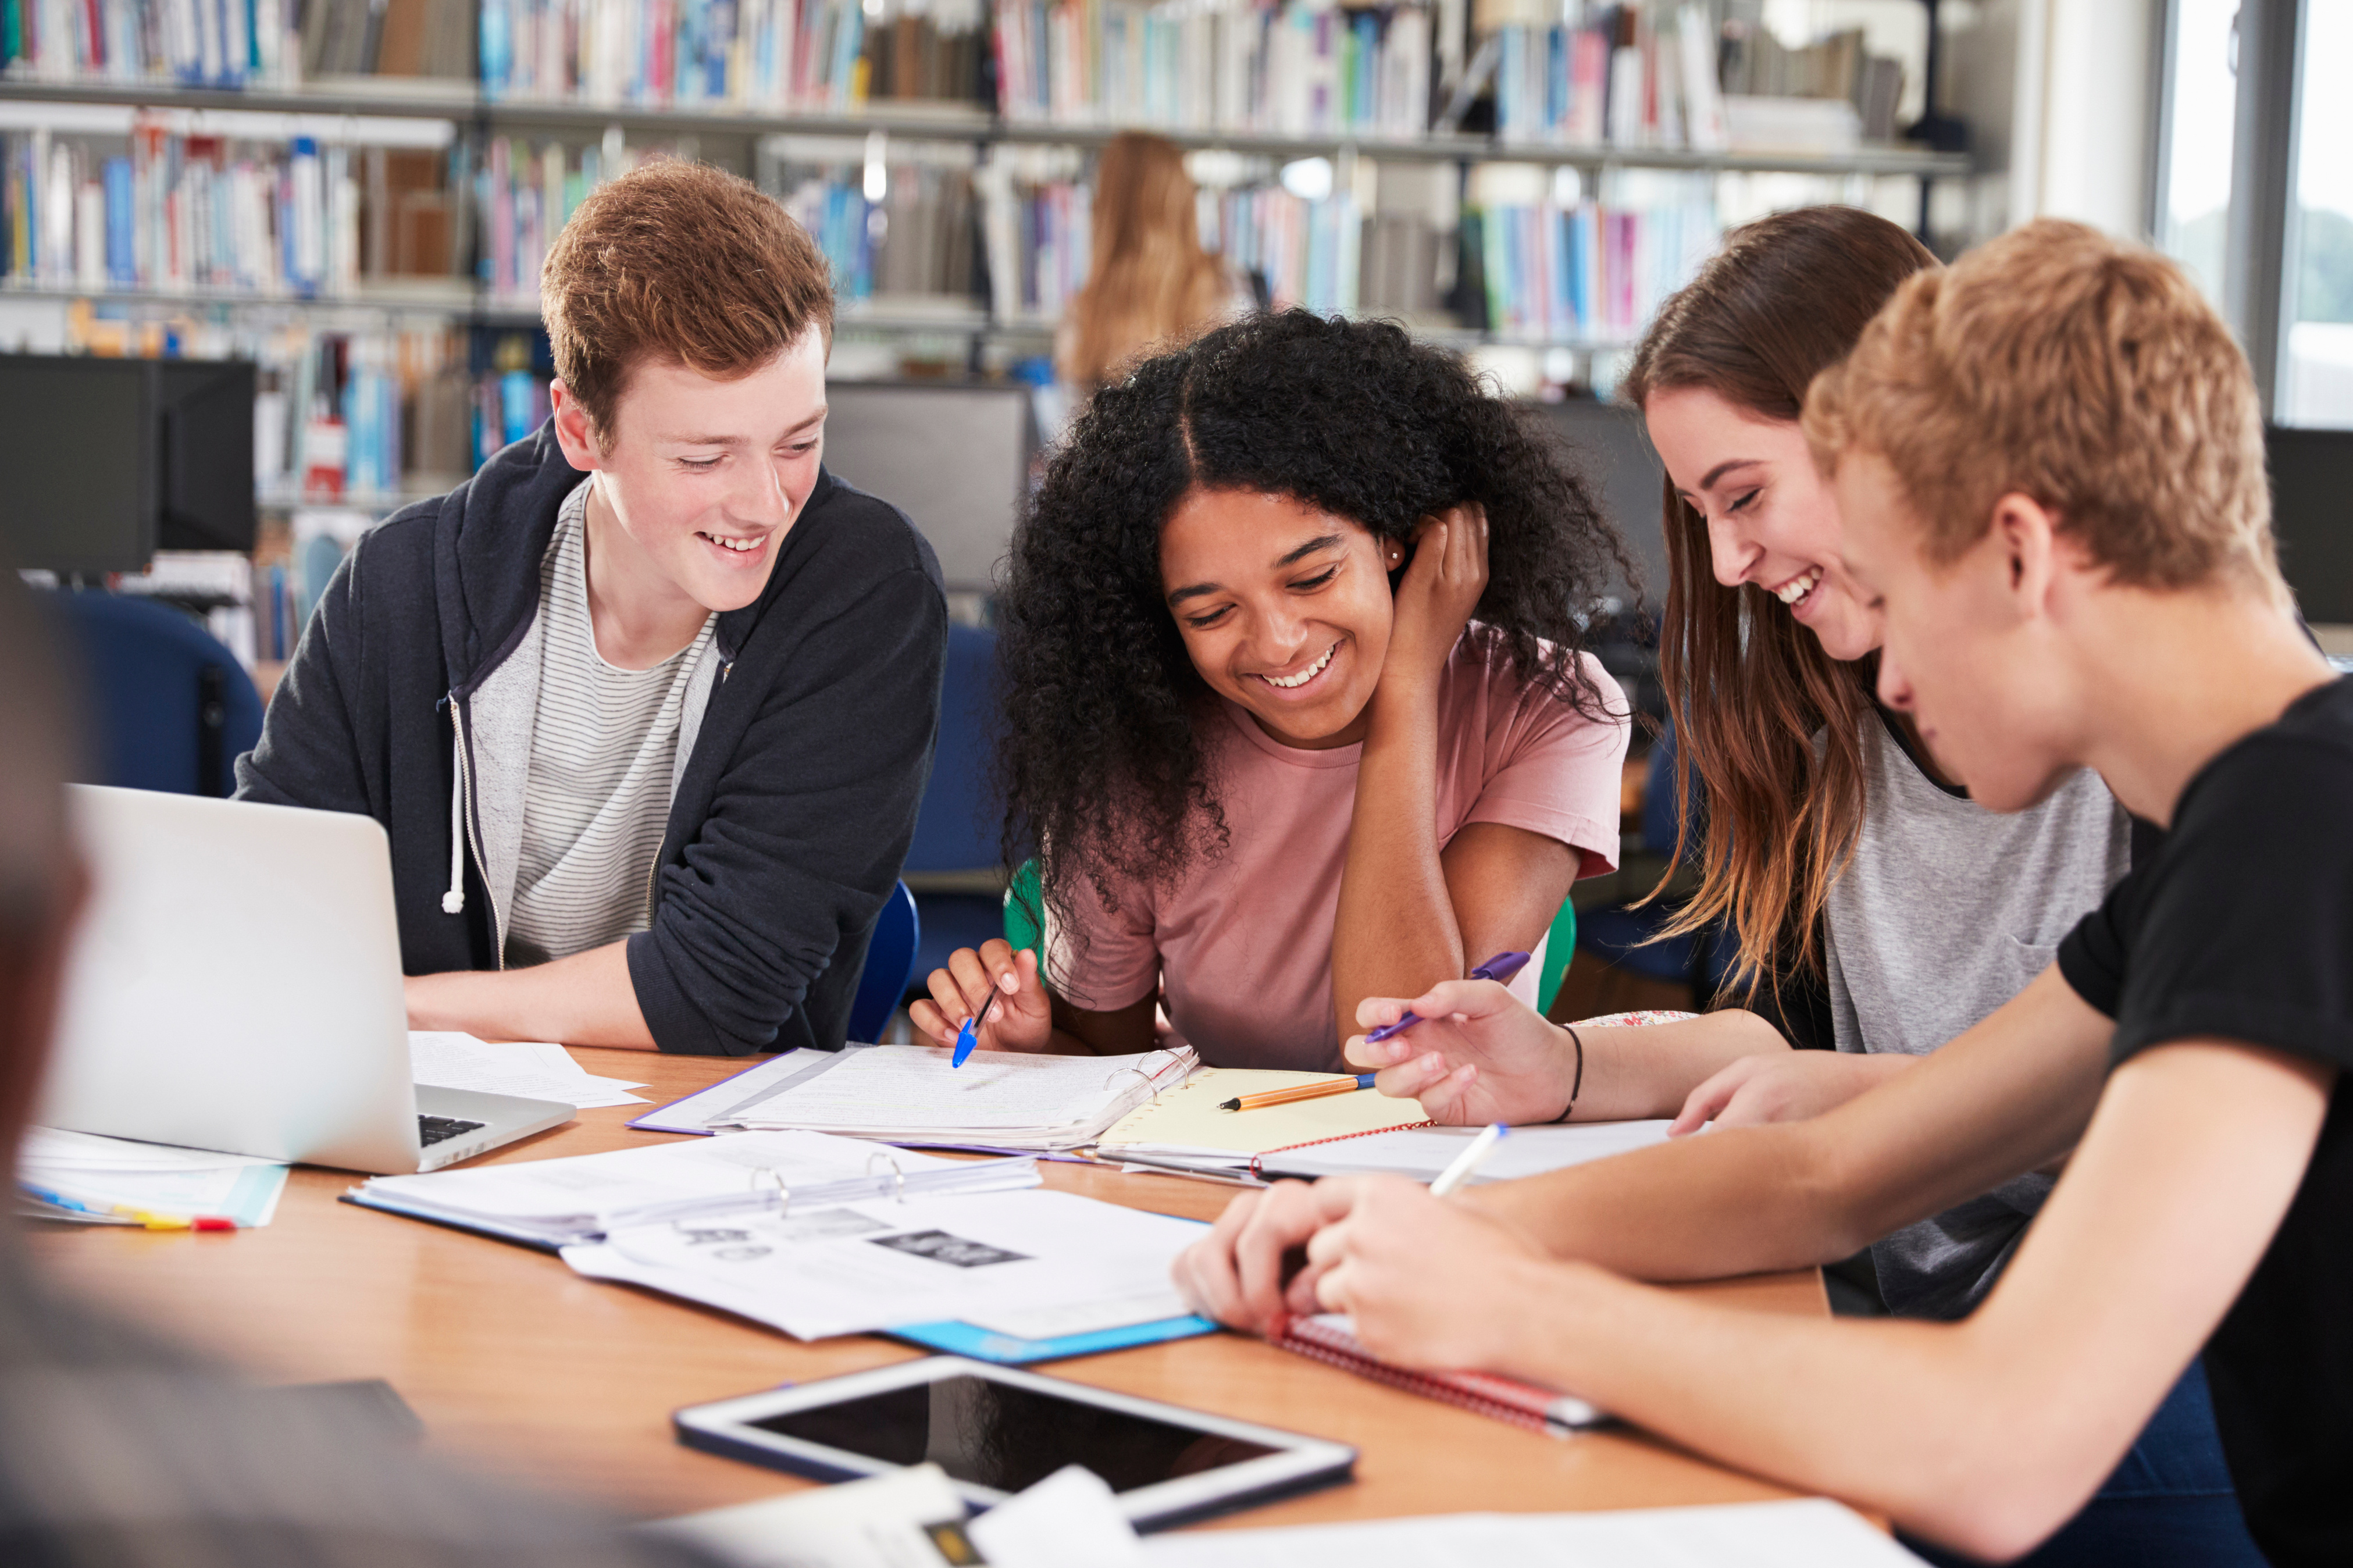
xmin=418 ymin=1114 xmax=488 ymax=1148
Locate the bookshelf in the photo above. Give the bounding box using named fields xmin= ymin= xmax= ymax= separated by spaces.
xmin=1 ymin=0 xmax=1976 ymax=539
xmin=0 ymin=73 xmax=1969 ymax=174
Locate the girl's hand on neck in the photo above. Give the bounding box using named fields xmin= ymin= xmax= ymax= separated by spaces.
xmin=1375 ymin=504 xmax=1491 ymax=710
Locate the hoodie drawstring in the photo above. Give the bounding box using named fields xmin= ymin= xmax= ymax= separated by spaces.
xmin=443 ymin=697 xmax=468 ymax=915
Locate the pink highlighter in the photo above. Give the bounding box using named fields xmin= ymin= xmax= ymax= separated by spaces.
xmin=1362 ymin=951 xmax=1532 ymax=1045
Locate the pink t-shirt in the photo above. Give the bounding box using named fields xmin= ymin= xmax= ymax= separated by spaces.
xmin=1047 ymin=628 xmax=1630 ymax=1071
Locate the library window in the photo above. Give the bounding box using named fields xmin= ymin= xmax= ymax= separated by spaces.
xmin=2280 ymin=0 xmax=2353 ymax=428
xmin=2156 ymin=0 xmax=2238 ymax=309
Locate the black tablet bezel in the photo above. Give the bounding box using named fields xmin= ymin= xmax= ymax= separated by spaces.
xmin=672 ymin=1355 xmax=1356 ymax=1530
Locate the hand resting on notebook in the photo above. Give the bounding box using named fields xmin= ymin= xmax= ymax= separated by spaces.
xmin=1667 ymin=1050 xmax=1921 ymax=1136
xmin=1171 ymin=1170 xmax=1546 ymax=1362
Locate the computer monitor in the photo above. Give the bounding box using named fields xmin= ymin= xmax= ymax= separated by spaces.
xmin=156 ymin=359 xmax=258 ymax=554
xmin=0 ymin=355 xmax=156 ymax=576
xmin=2268 ymin=425 xmax=2353 ymax=626
xmin=821 ymin=380 xmax=1033 ymax=592
xmin=1534 ymin=397 xmax=1668 ymax=610
xmin=0 ymin=355 xmax=257 ymax=575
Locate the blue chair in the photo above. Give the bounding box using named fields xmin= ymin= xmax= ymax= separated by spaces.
xmin=848 ymin=880 xmax=921 ymax=1043
xmin=48 ymin=590 xmax=264 ymax=797
xmin=904 ymin=623 xmax=1008 ymax=987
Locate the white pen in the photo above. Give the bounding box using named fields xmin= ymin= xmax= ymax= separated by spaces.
xmin=1428 ymin=1122 xmax=1510 ymax=1198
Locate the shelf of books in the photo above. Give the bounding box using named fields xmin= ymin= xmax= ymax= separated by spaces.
xmin=1 ymin=0 xmax=1971 ymax=518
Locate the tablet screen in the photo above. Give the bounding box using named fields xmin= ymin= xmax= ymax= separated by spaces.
xmin=747 ymin=1374 xmax=1282 ymax=1495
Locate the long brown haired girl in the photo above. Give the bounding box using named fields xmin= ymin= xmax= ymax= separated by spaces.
xmin=1056 ymin=132 xmax=1246 ymax=395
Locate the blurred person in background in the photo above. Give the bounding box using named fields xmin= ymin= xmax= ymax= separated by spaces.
xmin=0 ymin=570 xmax=719 ymax=1567
xmin=1054 ymin=132 xmax=1257 ymax=413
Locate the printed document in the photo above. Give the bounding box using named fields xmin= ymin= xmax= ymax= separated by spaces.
xmin=564 ymin=1186 xmax=1206 ymax=1339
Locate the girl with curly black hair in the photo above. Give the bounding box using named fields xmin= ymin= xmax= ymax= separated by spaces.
xmin=906 ymin=310 xmax=1634 ymax=1071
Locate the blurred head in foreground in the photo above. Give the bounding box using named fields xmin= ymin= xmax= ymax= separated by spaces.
xmin=0 ymin=572 xmax=721 ymax=1568
xmin=0 ymin=571 xmax=81 ymax=1169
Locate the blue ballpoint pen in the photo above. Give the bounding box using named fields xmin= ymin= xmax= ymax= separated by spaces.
xmin=951 ymin=983 xmax=1003 ymax=1068
xmin=1362 ymin=950 xmax=1532 ymax=1045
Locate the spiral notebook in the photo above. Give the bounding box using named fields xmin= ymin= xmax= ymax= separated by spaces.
xmin=1272 ymin=1313 xmax=1605 ymax=1434
xmin=1093 ymin=1068 xmax=1433 ymax=1181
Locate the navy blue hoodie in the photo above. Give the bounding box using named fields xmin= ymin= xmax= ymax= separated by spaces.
xmin=236 ymin=423 xmax=947 ymax=1056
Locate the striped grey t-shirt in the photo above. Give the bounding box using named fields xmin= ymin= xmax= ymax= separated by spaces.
xmin=504 ymin=481 xmax=716 ymax=967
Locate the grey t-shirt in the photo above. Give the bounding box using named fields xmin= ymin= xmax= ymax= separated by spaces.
xmin=505 ymin=481 xmax=716 ymax=968
xmin=1825 ymin=712 xmax=2130 ymax=1319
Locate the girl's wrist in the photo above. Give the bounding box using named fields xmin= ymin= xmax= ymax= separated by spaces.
xmin=1367 ymin=668 xmax=1444 ymax=728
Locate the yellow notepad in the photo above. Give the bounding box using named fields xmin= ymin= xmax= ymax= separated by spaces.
xmin=1096 ymin=1068 xmax=1429 ymax=1157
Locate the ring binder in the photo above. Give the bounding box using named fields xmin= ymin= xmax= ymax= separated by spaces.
xmin=747 ymin=1167 xmax=792 ymax=1216
xmin=1101 ymin=1063 xmax=1165 ymax=1104
xmin=865 ymin=1150 xmax=908 ymax=1203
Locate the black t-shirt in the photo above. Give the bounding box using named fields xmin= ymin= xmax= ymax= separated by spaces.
xmin=2056 ymin=675 xmax=2353 ymax=1568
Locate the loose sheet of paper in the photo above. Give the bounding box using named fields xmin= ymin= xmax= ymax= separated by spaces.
xmin=966 ymin=1466 xmax=1145 ymax=1568
xmin=1140 ymin=1499 xmax=1926 ymax=1567
xmin=408 ymin=1032 xmax=648 ymax=1109
xmin=1266 ymin=1120 xmax=1675 ymax=1183
xmin=20 ymin=1127 xmax=284 ymax=1171
xmin=640 ymin=1463 xmax=975 ymax=1568
xmin=566 ymin=1187 xmax=1208 ymax=1339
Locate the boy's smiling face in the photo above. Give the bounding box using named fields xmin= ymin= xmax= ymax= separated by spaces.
xmin=1834 ymin=451 xmax=2089 ymax=816
xmin=553 ymin=326 xmax=829 ymax=616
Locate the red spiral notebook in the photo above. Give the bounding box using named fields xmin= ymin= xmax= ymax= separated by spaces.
xmin=1270 ymin=1312 xmax=1607 ymax=1435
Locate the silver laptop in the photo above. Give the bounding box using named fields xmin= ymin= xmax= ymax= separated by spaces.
xmin=40 ymin=786 xmax=575 ymax=1174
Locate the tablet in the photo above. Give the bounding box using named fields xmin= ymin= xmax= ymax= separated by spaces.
xmin=673 ymin=1356 xmax=1356 ymax=1530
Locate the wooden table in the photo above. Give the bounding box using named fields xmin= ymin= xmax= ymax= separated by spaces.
xmin=25 ymin=1049 xmax=1827 ymax=1530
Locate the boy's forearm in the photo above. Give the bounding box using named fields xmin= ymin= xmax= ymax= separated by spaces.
xmin=1470 ymin=967 xmax=2116 ymax=1278
xmin=1464 ymin=1115 xmax=1863 ymax=1277
xmin=404 ymin=942 xmax=659 ymax=1050
xmin=1481 ymin=1256 xmax=2062 ymax=1558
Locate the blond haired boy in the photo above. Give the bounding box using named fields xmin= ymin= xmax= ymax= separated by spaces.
xmin=1175 ymin=220 xmax=2350 ymax=1565
xmin=240 ymin=162 xmax=947 ymax=1056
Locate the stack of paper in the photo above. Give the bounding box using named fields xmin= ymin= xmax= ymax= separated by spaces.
xmin=638 ymin=1043 xmax=1199 ymax=1152
xmin=17 ymin=1127 xmax=290 ymax=1230
xmin=346 ymin=1128 xmax=1042 ymax=1249
xmin=409 ymin=1031 xmax=648 ymax=1109
xmin=566 ymin=1185 xmax=1208 ymax=1342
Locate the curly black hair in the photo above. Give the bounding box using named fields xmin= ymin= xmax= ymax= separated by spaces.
xmin=996 ymin=309 xmax=1634 ymax=936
